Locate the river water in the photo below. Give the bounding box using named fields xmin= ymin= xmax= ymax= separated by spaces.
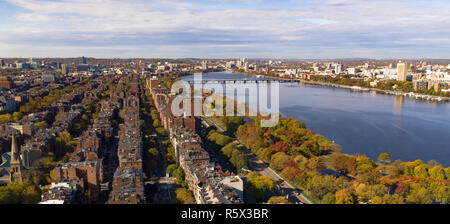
xmin=181 ymin=72 xmax=450 ymax=166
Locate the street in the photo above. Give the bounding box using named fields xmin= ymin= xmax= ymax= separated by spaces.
xmin=203 ymin=117 xmax=312 ymax=204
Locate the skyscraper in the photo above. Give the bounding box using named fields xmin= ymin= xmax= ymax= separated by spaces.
xmin=397 ymin=61 xmax=408 ymax=81
xmin=334 ymin=63 xmax=344 ymax=74
xmin=82 ymin=56 xmax=87 ymax=64
xmin=61 ymin=64 xmax=68 ymax=74
xmin=201 ymin=60 xmax=208 ymax=70
xmin=0 ymin=59 xmax=4 ymax=67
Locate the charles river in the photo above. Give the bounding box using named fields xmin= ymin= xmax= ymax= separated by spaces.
xmin=182 ymin=72 xmax=450 ymax=166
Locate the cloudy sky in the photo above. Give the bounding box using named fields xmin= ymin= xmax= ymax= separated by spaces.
xmin=0 ymin=0 xmax=449 ymax=59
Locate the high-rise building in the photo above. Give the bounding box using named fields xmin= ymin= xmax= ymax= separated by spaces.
xmin=334 ymin=63 xmax=344 ymax=74
xmin=61 ymin=64 xmax=68 ymax=74
xmin=326 ymin=63 xmax=332 ymax=70
xmin=81 ymin=56 xmax=87 ymax=64
xmin=397 ymin=61 xmax=408 ymax=81
xmin=0 ymin=59 xmax=4 ymax=67
xmin=201 ymin=60 xmax=208 ymax=70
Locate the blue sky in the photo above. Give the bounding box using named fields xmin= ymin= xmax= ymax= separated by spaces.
xmin=0 ymin=0 xmax=449 ymax=59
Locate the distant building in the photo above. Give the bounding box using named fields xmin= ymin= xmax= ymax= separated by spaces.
xmin=347 ymin=67 xmax=359 ymax=75
xmin=413 ymin=80 xmax=428 ymax=91
xmin=76 ymin=64 xmax=90 ymax=73
xmin=397 ymin=61 xmax=408 ymax=81
xmin=148 ymin=78 xmax=159 ymax=90
xmin=42 ymin=74 xmax=56 ymax=83
xmin=334 ymin=64 xmax=344 ymax=74
xmin=0 ymin=76 xmax=14 ymax=89
xmin=202 ymin=60 xmax=208 ymax=70
xmin=428 ymin=82 xmax=449 ymax=92
xmin=82 ymin=56 xmax=87 ymax=64
xmin=61 ymin=64 xmax=68 ymax=74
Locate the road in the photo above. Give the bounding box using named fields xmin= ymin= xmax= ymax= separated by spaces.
xmin=203 ymin=117 xmax=313 ymax=204
xmin=236 ymin=140 xmax=312 ymax=204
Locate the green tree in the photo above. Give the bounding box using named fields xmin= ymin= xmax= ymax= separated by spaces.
xmin=55 ymin=131 xmax=73 ymax=158
xmin=34 ymin=121 xmax=50 ymax=130
xmin=355 ymin=184 xmax=388 ymax=203
xmin=428 ymin=165 xmax=445 ymax=180
xmin=414 ymin=165 xmax=429 ymax=178
xmin=267 ymin=196 xmax=291 ymax=204
xmin=406 ymin=184 xmax=432 ymax=204
xmin=166 ymin=164 xmax=178 ymax=176
xmin=153 ymin=119 xmax=161 ymax=128
xmin=246 ymin=173 xmax=276 ymax=201
xmin=356 ymin=156 xmax=376 ymax=174
xmin=156 ymin=127 xmax=167 ymax=136
xmin=321 ymin=193 xmax=336 ymax=204
xmin=229 ymin=149 xmax=248 ymax=171
xmin=0 ymin=182 xmax=41 ymax=204
xmin=371 ymin=194 xmax=405 ymax=204
xmin=445 ymin=167 xmax=450 ymax=180
xmin=11 ymin=112 xmax=23 ymax=122
xmin=429 ymin=182 xmax=449 ymax=204
xmin=175 ymin=188 xmax=194 ymax=204
xmin=378 ymin=153 xmax=392 ymax=163
xmin=270 ymin=152 xmax=290 ymax=172
xmin=335 ymin=189 xmax=355 ymax=204
xmin=173 ymin=167 xmax=187 ymax=188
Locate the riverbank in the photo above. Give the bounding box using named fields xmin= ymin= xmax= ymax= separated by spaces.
xmin=229 ymin=71 xmax=450 ymax=103
xmin=299 ymin=79 xmax=450 ymax=102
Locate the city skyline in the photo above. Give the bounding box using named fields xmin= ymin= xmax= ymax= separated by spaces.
xmin=1 ymin=0 xmax=450 ymax=59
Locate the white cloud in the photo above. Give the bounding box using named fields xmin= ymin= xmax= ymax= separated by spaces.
xmin=1 ymin=0 xmax=450 ymax=58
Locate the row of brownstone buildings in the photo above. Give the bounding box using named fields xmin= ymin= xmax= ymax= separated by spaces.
xmin=147 ymin=77 xmax=244 ymax=204
xmin=40 ymin=76 xmax=119 ymax=203
xmin=107 ymin=74 xmax=145 ymax=204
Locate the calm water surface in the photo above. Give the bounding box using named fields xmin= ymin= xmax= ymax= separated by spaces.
xmin=182 ymin=72 xmax=450 ymax=165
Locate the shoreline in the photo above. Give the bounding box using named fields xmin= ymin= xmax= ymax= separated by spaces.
xmin=223 ymin=70 xmax=450 ymax=103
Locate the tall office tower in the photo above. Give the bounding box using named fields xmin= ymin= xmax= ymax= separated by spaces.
xmin=236 ymin=60 xmax=242 ymax=68
xmin=0 ymin=59 xmax=4 ymax=67
xmin=61 ymin=64 xmax=68 ymax=74
xmin=334 ymin=63 xmax=344 ymax=74
xmin=397 ymin=61 xmax=408 ymax=81
xmin=202 ymin=60 xmax=208 ymax=70
xmin=82 ymin=56 xmax=87 ymax=64
xmin=244 ymin=62 xmax=249 ymax=72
